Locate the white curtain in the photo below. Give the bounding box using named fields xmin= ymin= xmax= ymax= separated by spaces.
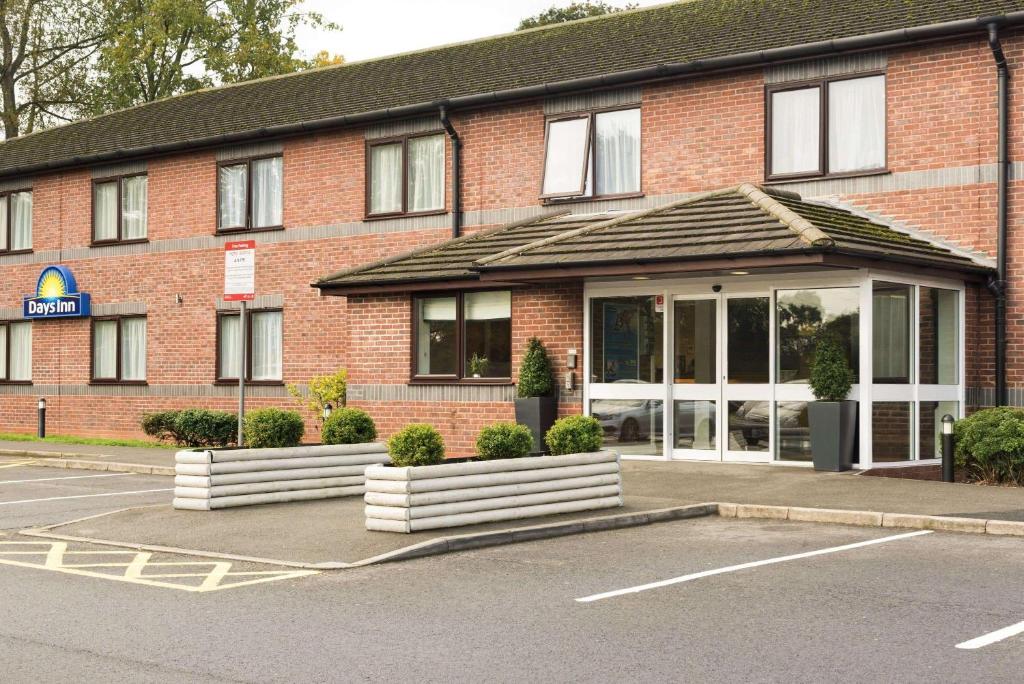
xmin=370 ymin=143 xmax=403 ymax=214
xmin=0 ymin=325 xmax=6 ymax=378
xmin=873 ymin=292 xmax=909 ymax=381
xmin=595 ymin=109 xmax=640 ymax=195
xmin=829 ymin=75 xmax=886 ymax=173
xmin=93 ymin=181 xmax=118 ymax=241
xmin=252 ymin=157 xmax=283 ymax=228
xmin=771 ymin=87 xmax=820 ymax=175
xmin=934 ymin=289 xmax=958 ymax=384
xmin=464 ymin=291 xmax=511 ymax=320
xmin=11 ymin=191 xmax=31 ymax=250
xmin=251 ymin=311 xmax=282 ymax=381
xmin=0 ymin=196 xmax=7 ymax=251
xmin=219 ymin=314 xmax=241 ymax=379
xmin=121 ymin=176 xmax=148 ymax=240
xmin=407 ymin=135 xmax=445 ymax=212
xmin=9 ymin=322 xmax=30 ymax=381
xmin=542 ymin=117 xmax=590 ymax=196
xmin=92 ymin=320 xmax=117 ymax=379
xmin=218 ymin=164 xmax=247 ymax=229
xmin=120 ymin=318 xmax=146 ymax=381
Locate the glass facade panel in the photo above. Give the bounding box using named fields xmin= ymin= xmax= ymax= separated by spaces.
xmin=777 ymin=287 xmax=859 ymax=383
xmin=590 ymin=296 xmax=663 ymax=384
xmin=674 ymin=400 xmax=716 ymax=450
xmin=873 ymin=282 xmax=912 ymax=383
xmin=919 ymin=401 xmax=958 ymax=460
xmin=416 ymin=297 xmax=457 ymax=376
xmin=727 ymin=400 xmax=770 ymax=452
xmin=591 ymin=399 xmax=663 ymax=455
xmin=728 ymin=297 xmax=770 ymax=383
xmin=919 ymin=287 xmax=958 ymax=385
xmin=673 ymin=299 xmax=715 ymax=384
xmin=872 ymin=402 xmax=914 ymax=462
xmin=463 ymin=291 xmax=511 ymax=378
xmin=776 ymin=401 xmax=811 ymax=461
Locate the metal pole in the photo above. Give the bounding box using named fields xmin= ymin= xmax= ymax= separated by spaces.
xmin=941 ymin=414 xmax=955 ymax=483
xmin=238 ymin=300 xmax=247 ymax=447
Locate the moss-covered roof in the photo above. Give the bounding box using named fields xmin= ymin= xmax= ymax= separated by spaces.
xmin=315 ymin=184 xmax=990 ymax=291
xmin=1 ymin=0 xmax=1023 ymax=178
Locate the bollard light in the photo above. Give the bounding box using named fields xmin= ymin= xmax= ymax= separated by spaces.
xmin=37 ymin=397 xmax=47 ymax=439
xmin=323 ymin=403 xmax=333 ymax=421
xmin=941 ymin=414 xmax=955 ymax=483
xmin=941 ymin=414 xmax=954 ymax=435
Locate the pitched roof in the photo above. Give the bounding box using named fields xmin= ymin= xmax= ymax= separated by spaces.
xmin=315 ymin=184 xmax=991 ymax=291
xmin=2 ymin=0 xmax=1023 ymax=179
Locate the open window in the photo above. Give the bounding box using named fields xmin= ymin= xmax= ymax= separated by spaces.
xmin=541 ymin=107 xmax=641 ymax=200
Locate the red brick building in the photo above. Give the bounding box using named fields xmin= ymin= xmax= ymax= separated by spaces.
xmin=0 ymin=1 xmax=1022 ymax=465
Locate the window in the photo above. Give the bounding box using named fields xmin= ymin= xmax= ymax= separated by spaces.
xmin=873 ymin=282 xmax=912 ymax=383
xmin=541 ymin=107 xmax=640 ymax=200
xmin=0 ymin=189 xmax=32 ymax=253
xmin=0 ymin=321 xmax=31 ymax=382
xmin=413 ymin=291 xmax=511 ymax=381
xmin=367 ymin=133 xmax=445 ymax=216
xmin=217 ymin=309 xmax=282 ymax=382
xmin=91 ymin=316 xmax=146 ymax=383
xmin=93 ymin=174 xmax=148 ymax=244
xmin=919 ymin=287 xmax=958 ymax=385
xmin=590 ymin=295 xmax=663 ymax=384
xmin=767 ymin=74 xmax=885 ymax=179
xmin=217 ymin=156 xmax=283 ymax=232
xmin=776 ymin=287 xmax=859 ymax=383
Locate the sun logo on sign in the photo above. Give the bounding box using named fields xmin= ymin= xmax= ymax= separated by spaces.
xmin=37 ymin=268 xmax=68 ymax=299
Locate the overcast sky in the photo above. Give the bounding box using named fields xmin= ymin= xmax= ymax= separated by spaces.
xmin=295 ymin=1 xmax=668 ymax=63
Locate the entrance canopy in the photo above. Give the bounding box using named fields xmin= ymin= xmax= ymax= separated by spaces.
xmin=315 ymin=184 xmax=991 ymax=294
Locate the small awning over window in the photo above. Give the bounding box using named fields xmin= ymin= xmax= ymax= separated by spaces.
xmin=314 ymin=184 xmax=993 ymax=295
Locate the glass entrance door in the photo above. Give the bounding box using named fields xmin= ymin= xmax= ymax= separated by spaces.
xmin=671 ymin=294 xmax=772 ymax=462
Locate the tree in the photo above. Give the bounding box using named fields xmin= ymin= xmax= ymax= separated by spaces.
xmin=0 ymin=0 xmax=106 ymax=138
xmin=517 ymin=1 xmax=638 ymax=31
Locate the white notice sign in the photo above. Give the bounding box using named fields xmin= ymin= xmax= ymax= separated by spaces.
xmin=224 ymin=240 xmax=256 ymax=301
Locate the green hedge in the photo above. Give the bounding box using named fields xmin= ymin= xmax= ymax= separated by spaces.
xmin=322 ymin=408 xmax=377 ymax=445
xmin=545 ymin=415 xmax=603 ymax=456
xmin=476 ymin=423 xmax=533 ymax=460
xmin=141 ymin=409 xmax=236 ymax=447
xmin=243 ymin=408 xmax=305 ymax=449
xmin=388 ymin=424 xmax=445 ymax=467
xmin=954 ymin=407 xmax=1024 ymax=485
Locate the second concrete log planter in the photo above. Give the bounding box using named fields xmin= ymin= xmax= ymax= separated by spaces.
xmin=364 ymin=450 xmax=621 ymax=533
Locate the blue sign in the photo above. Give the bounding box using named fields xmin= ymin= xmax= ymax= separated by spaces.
xmin=23 ymin=266 xmax=91 ymax=319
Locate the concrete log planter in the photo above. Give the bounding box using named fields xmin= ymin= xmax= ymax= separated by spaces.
xmin=364 ymin=450 xmax=622 ymax=533
xmin=173 ymin=443 xmax=390 ymax=510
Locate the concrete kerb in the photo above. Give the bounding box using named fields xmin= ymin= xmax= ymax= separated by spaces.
xmin=0 ymin=449 xmax=174 ymax=476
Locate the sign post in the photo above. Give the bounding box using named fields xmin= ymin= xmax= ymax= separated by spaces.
xmin=224 ymin=240 xmax=256 ymax=446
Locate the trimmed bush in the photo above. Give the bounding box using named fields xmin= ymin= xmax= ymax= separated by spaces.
xmin=476 ymin=423 xmax=534 ymax=460
xmin=388 ymin=424 xmax=445 ymax=467
xmin=322 ymin=407 xmax=377 ymax=445
xmin=954 ymin=407 xmax=1024 ymax=485
xmin=174 ymin=408 xmax=238 ymax=447
xmin=809 ymin=333 xmax=854 ymax=402
xmin=141 ymin=410 xmax=180 ymax=443
xmin=517 ymin=337 xmax=555 ymax=398
xmin=243 ymin=408 xmax=305 ymax=449
xmin=545 ymin=415 xmax=603 ymax=456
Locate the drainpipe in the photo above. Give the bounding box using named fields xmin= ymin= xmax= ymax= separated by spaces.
xmin=439 ymin=106 xmax=463 ymax=238
xmin=987 ymin=22 xmax=1009 ymax=407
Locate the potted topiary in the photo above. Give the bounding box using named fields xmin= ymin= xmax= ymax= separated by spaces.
xmin=807 ymin=333 xmax=857 ymax=471
xmin=514 ymin=337 xmax=558 ymax=455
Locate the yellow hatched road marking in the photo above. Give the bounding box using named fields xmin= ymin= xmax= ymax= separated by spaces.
xmin=0 ymin=541 xmax=318 ymax=592
xmin=0 ymin=460 xmax=37 ymax=469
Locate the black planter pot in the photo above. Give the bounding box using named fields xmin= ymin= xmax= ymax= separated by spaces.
xmin=807 ymin=400 xmax=858 ymax=472
xmin=514 ymin=395 xmax=559 ymax=455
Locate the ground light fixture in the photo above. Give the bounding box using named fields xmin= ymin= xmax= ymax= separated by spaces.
xmin=323 ymin=403 xmax=333 ymax=421
xmin=941 ymin=414 xmax=955 ymax=483
xmin=37 ymin=397 xmax=46 ymax=438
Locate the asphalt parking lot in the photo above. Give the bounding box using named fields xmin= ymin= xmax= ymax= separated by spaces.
xmin=2 ymin=460 xmax=1024 ymax=683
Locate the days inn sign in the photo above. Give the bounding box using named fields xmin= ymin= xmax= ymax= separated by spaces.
xmin=23 ymin=265 xmax=91 ymax=319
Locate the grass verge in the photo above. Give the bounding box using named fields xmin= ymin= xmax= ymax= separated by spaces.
xmin=0 ymin=432 xmax=174 ymax=450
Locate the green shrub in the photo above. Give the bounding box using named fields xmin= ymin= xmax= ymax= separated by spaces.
xmin=476 ymin=423 xmax=534 ymax=460
xmin=174 ymin=408 xmax=238 ymax=447
xmin=545 ymin=415 xmax=603 ymax=455
xmin=388 ymin=424 xmax=445 ymax=467
xmin=288 ymin=368 xmax=348 ymax=430
xmin=809 ymin=333 xmax=853 ymax=402
xmin=141 ymin=410 xmax=180 ymax=443
xmin=243 ymin=408 xmax=305 ymax=449
xmin=322 ymin=407 xmax=377 ymax=445
xmin=954 ymin=407 xmax=1024 ymax=485
xmin=517 ymin=337 xmax=555 ymax=398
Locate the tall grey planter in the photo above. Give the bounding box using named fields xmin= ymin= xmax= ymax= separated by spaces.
xmin=514 ymin=395 xmax=559 ymax=455
xmin=807 ymin=400 xmax=858 ymax=472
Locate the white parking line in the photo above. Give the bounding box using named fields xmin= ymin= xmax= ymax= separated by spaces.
xmin=956 ymin=620 xmax=1024 ymax=650
xmin=0 ymin=489 xmax=172 ymax=506
xmin=0 ymin=473 xmax=130 ymax=486
xmin=575 ymin=529 xmax=933 ymax=603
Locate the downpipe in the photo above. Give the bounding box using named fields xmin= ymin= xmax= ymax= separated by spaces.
xmin=988 ymin=22 xmax=1010 ymax=407
xmin=439 ymin=105 xmax=463 ymax=238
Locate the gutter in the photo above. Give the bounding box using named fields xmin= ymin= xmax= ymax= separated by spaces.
xmin=5 ymin=12 xmax=1024 ymax=180
xmin=986 ymin=21 xmax=1010 ymax=407
xmin=438 ymin=106 xmax=463 ymax=239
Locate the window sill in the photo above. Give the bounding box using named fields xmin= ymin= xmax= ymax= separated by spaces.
xmin=89 ymin=381 xmax=148 ymax=386
xmin=541 ymin=192 xmax=644 ymax=206
xmin=0 ymin=249 xmax=33 ymax=256
xmin=90 ymin=238 xmax=150 ymax=248
xmin=764 ymin=168 xmax=891 ymax=185
xmin=364 ymin=209 xmax=448 ymax=222
xmin=0 ymin=380 xmax=32 ymax=386
xmin=215 ymin=225 xmax=285 ymax=236
xmin=409 ymin=378 xmax=514 ymax=386
xmin=214 ymin=380 xmax=285 ymax=387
